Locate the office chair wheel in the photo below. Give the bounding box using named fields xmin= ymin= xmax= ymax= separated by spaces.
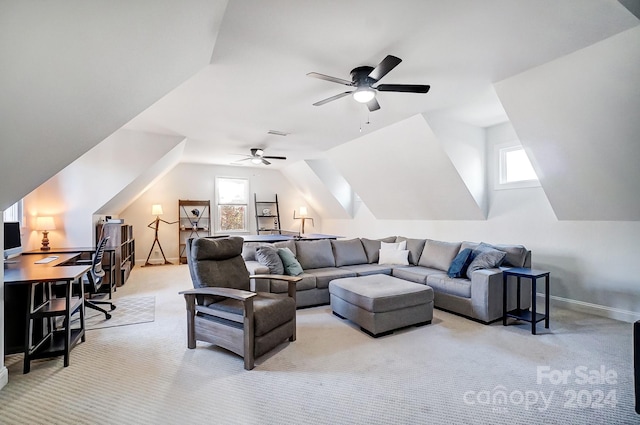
xmin=105 ymin=313 xmax=112 ymax=320
xmin=110 ymin=305 xmax=116 ymax=311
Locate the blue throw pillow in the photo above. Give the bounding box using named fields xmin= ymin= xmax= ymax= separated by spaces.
xmin=447 ymin=248 xmax=474 ymax=278
xmin=277 ymin=247 xmax=304 ymax=276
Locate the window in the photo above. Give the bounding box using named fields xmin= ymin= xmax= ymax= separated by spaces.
xmin=496 ymin=144 xmax=540 ymax=189
xmin=3 ymin=199 xmax=23 ymax=224
xmin=215 ymin=177 xmax=249 ymax=232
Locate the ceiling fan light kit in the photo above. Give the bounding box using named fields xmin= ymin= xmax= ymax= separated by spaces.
xmin=308 ymin=54 xmax=430 ymax=111
xmin=353 ymin=87 xmax=375 ymax=103
xmin=234 ymin=147 xmax=287 ymax=166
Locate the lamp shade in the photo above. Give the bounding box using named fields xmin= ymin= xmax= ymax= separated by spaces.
xmin=299 ymin=206 xmax=308 ymax=217
xmin=151 ymin=204 xmax=164 ymax=216
xmin=353 ymin=87 xmax=375 ymax=103
xmin=35 ymin=216 xmax=56 ymax=231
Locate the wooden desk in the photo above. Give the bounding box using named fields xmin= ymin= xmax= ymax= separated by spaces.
xmin=23 ymin=247 xmax=117 ymax=299
xmin=4 ymin=253 xmax=89 ymax=373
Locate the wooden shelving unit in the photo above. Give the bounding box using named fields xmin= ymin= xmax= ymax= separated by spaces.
xmin=254 ymin=193 xmax=281 ymax=235
xmin=98 ymin=222 xmax=135 ymax=286
xmin=178 ymin=200 xmax=211 ymax=264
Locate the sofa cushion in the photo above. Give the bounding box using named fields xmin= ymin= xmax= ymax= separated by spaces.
xmin=418 ymin=239 xmax=462 ymax=271
xmin=466 ymin=244 xmax=506 ymax=278
xmin=339 ymin=264 xmax=393 ymax=276
xmin=492 ymin=243 xmax=528 ymax=267
xmin=305 ymin=267 xmax=357 ymax=289
xmin=381 ymin=240 xmax=407 ymax=251
xmin=379 ymin=249 xmax=410 ymax=265
xmin=426 ymin=273 xmax=472 ymax=299
xmin=277 ymin=247 xmax=304 ymax=276
xmin=295 ymin=239 xmax=335 ymax=269
xmin=392 ymin=266 xmax=442 ymax=284
xmin=274 ymin=239 xmax=296 ymax=257
xmin=461 ymin=241 xmax=528 ymax=268
xmin=395 ymin=237 xmax=427 ymax=265
xmin=447 ymin=248 xmax=474 ymax=278
xmin=255 ymin=245 xmax=284 ymax=275
xmin=241 ymin=242 xmax=266 ymax=261
xmin=361 ymin=236 xmax=396 ymax=263
xmin=331 ymin=238 xmax=368 ymax=267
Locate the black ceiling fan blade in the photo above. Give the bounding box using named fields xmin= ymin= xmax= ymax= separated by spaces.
xmin=376 ymin=84 xmax=430 ymax=93
xmin=368 ymin=55 xmax=402 ymax=82
xmin=367 ymin=98 xmax=380 ymax=112
xmin=312 ymin=91 xmax=353 ymax=106
xmin=261 ymin=158 xmax=271 ymax=165
xmin=263 ymin=156 xmax=287 ymax=160
xmin=307 ymin=72 xmax=353 ymax=86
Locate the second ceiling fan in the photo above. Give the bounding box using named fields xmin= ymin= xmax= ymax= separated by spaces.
xmin=307 ymin=54 xmax=430 ymax=111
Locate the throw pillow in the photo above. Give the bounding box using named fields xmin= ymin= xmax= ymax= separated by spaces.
xmin=255 ymin=245 xmax=285 ymax=275
xmin=466 ymin=248 xmax=506 ymax=279
xmin=381 ymin=240 xmax=407 ymax=251
xmin=447 ymin=248 xmax=474 ymax=278
xmin=378 ymin=249 xmax=410 ymax=265
xmin=277 ymin=247 xmax=304 ymax=276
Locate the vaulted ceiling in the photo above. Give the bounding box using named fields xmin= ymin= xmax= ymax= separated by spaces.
xmin=1 ymin=1 xmax=638 ymax=220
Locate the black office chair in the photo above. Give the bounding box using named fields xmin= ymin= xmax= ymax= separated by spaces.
xmin=80 ymin=236 xmax=116 ymax=320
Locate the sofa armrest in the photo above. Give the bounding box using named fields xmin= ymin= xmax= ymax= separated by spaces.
xmin=245 ymin=260 xmax=271 ymax=292
xmin=470 ymin=268 xmax=504 ymax=323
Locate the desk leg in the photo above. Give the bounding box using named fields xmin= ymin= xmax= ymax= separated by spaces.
xmin=531 ymin=278 xmax=537 ymax=335
xmin=502 ymin=273 xmax=507 ymax=326
xmin=516 ymin=276 xmax=521 ymax=311
xmin=545 ymin=275 xmax=550 ymax=329
xmin=23 ymin=283 xmax=34 ymax=374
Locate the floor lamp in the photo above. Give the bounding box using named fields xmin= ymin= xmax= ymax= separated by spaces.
xmin=293 ymin=206 xmax=314 ymax=235
xmin=144 ymin=204 xmax=175 ymax=266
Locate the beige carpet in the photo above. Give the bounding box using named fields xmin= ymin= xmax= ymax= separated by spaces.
xmin=0 ymin=264 xmax=636 ymax=424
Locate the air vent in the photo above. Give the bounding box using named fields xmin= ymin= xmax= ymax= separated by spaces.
xmin=267 ymin=130 xmax=289 ymax=136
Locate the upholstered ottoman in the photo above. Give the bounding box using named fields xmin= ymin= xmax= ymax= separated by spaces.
xmin=329 ymin=274 xmax=434 ymax=337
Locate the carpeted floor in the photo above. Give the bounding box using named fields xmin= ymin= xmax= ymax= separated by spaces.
xmin=81 ymin=296 xmax=155 ymax=330
xmin=0 ymin=264 xmax=637 ymax=424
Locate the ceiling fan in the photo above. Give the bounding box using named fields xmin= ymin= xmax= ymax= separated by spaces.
xmin=235 ymin=148 xmax=286 ymax=165
xmin=307 ymin=55 xmax=430 ymax=112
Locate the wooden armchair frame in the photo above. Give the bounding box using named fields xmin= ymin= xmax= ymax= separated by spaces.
xmin=180 ymin=274 xmax=301 ymax=370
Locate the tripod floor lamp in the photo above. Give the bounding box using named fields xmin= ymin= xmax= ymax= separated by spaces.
xmin=144 ymin=204 xmax=176 ymax=266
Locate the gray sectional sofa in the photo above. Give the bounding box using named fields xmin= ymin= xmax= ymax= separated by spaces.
xmin=242 ymin=236 xmax=532 ymax=324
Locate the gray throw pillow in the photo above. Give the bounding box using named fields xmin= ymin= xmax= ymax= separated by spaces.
xmin=277 ymin=247 xmax=304 ymax=276
xmin=418 ymin=239 xmax=462 ymax=271
xmin=466 ymin=246 xmax=507 ymax=279
xmin=255 ymin=245 xmax=284 ymax=275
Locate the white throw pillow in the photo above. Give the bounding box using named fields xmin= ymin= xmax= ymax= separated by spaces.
xmin=378 ymin=249 xmax=410 ymax=265
xmin=380 ymin=240 xmax=407 ymax=251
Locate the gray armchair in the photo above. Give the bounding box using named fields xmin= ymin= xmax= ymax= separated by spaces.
xmin=179 ymin=236 xmax=300 ymax=370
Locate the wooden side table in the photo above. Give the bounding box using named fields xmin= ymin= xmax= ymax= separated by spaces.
xmin=502 ymin=267 xmax=550 ymax=335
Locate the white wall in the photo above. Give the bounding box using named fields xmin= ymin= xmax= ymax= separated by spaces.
xmin=322 ymin=121 xmax=640 ymax=322
xmin=120 ymin=163 xmax=315 ymax=264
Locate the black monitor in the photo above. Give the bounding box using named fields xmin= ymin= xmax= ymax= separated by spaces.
xmin=4 ymin=221 xmax=22 ymax=260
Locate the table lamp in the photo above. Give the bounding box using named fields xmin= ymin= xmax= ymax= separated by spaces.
xmin=293 ymin=206 xmax=314 ymax=235
xmin=35 ymin=216 xmax=56 ymax=251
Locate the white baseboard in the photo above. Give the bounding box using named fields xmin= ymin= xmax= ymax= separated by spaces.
xmin=0 ymin=366 xmax=8 ymax=391
xmin=539 ymin=293 xmax=640 ymax=323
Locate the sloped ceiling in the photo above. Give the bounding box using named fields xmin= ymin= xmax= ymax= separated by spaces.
xmin=0 ymin=0 xmax=227 ymax=210
xmin=327 ymin=114 xmax=485 ymax=220
xmin=281 ymin=161 xmax=353 ymax=220
xmin=495 ymin=26 xmax=640 ymax=221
